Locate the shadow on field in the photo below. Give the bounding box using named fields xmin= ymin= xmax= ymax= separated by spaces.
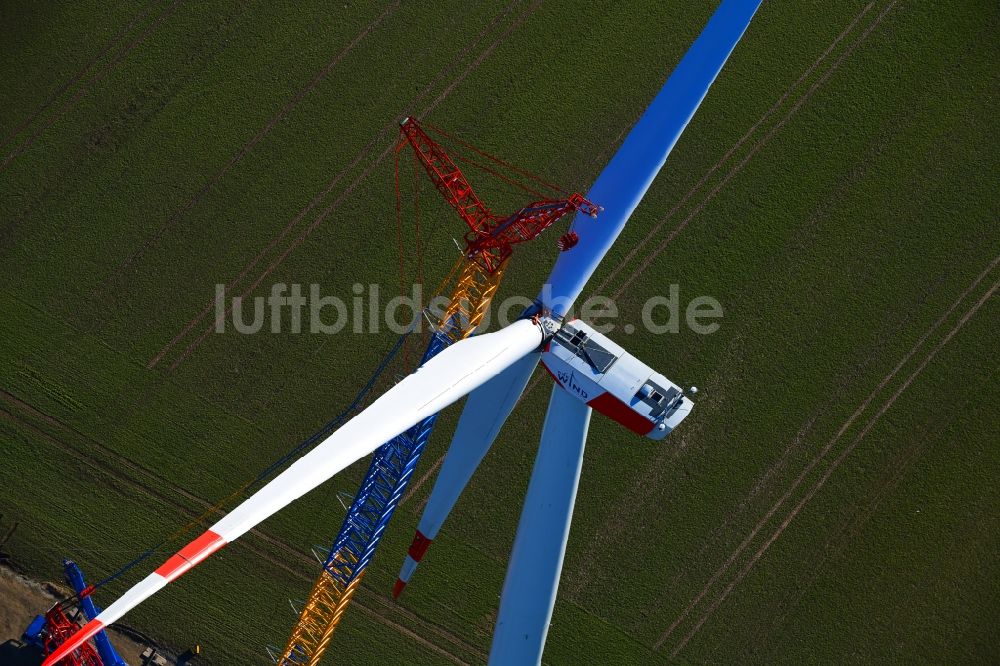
xmin=0 ymin=639 xmax=43 ymax=665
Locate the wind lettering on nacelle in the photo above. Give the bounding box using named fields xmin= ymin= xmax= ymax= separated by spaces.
xmin=556 ymin=370 xmax=588 ymax=400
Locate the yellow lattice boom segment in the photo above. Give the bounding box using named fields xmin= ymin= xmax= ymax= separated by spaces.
xmin=437 ymin=256 xmax=508 ymax=341
xmin=279 ymin=256 xmax=508 ymax=665
xmin=281 ymin=549 xmax=361 ymax=665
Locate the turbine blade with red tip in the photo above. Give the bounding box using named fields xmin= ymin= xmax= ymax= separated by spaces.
xmin=43 ymin=320 xmax=543 ymax=662
xmin=395 ymin=352 xmax=539 ymax=596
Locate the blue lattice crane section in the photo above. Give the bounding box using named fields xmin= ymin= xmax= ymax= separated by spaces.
xmin=280 ymin=326 xmax=475 ymax=664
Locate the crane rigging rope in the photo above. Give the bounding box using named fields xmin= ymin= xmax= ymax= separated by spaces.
xmin=420 ymin=120 xmax=568 ymax=195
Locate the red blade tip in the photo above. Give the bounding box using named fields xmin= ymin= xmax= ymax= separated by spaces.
xmin=392 ymin=579 xmax=406 ymax=599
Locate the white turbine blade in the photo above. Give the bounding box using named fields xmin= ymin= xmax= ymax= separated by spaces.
xmin=489 ymin=384 xmax=591 ymax=665
xmin=42 ymin=319 xmax=543 ymax=666
xmin=394 ymin=352 xmax=539 ymax=597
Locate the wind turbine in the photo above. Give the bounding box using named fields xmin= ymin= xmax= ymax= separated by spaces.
xmin=44 ymin=2 xmax=760 ymax=663
xmin=394 ymin=4 xmax=761 ymax=661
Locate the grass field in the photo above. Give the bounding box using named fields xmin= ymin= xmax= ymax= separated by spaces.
xmin=1 ymin=0 xmax=997 ymax=663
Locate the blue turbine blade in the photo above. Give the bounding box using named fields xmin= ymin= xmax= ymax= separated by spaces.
xmin=541 ymin=0 xmax=763 ymax=316
xmin=489 ymin=384 xmax=592 ymax=665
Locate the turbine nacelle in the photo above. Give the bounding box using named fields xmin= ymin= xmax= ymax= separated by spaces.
xmin=540 ymin=319 xmax=693 ymax=440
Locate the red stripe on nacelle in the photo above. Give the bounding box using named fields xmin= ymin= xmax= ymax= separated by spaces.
xmin=154 ymin=529 xmax=226 ymax=582
xmin=587 ymin=392 xmax=654 ymax=435
xmin=41 ymin=618 xmax=104 ymax=666
xmin=407 ymin=530 xmax=433 ymax=561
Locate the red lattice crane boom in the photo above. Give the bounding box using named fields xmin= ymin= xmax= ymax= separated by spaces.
xmin=398 ymin=117 xmax=599 ymax=273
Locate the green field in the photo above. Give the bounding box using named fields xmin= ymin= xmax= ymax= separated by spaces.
xmin=1 ymin=0 xmax=997 ymax=663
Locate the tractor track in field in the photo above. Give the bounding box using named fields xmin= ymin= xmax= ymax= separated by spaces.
xmin=592 ymin=0 xmax=882 ymax=245
xmin=656 ymin=254 xmax=995 ymax=649
xmin=0 ymin=0 xmax=185 ymax=174
xmin=649 ymin=6 xmax=994 ymax=649
xmin=657 ymin=256 xmax=999 ymax=656
xmin=669 ymin=279 xmax=998 ymax=655
xmin=561 ymin=336 xmax=745 ymax=603
xmin=163 ymin=0 xmax=542 ymax=372
xmin=0 ymin=0 xmax=160 ymax=153
xmin=607 ymin=0 xmax=899 ymax=301
xmin=730 ymin=409 xmax=955 ymax=663
xmin=638 ymin=362 xmax=862 ymax=625
xmin=4 ymin=8 xmax=540 ymax=657
xmin=0 ymin=388 xmax=486 ymax=664
xmin=400 ymin=455 xmax=444 ymax=510
xmin=0 ymin=390 xmax=483 ymax=664
xmin=643 ymin=10 xmax=992 ymax=638
xmin=93 ymin=1 xmax=403 ymax=297
xmin=592 ymin=0 xmax=879 ymax=296
xmin=631 ymin=45 xmax=938 ymax=631
xmin=758 ymin=393 xmax=988 ymax=661
xmin=147 ymin=0 xmax=536 ymax=371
